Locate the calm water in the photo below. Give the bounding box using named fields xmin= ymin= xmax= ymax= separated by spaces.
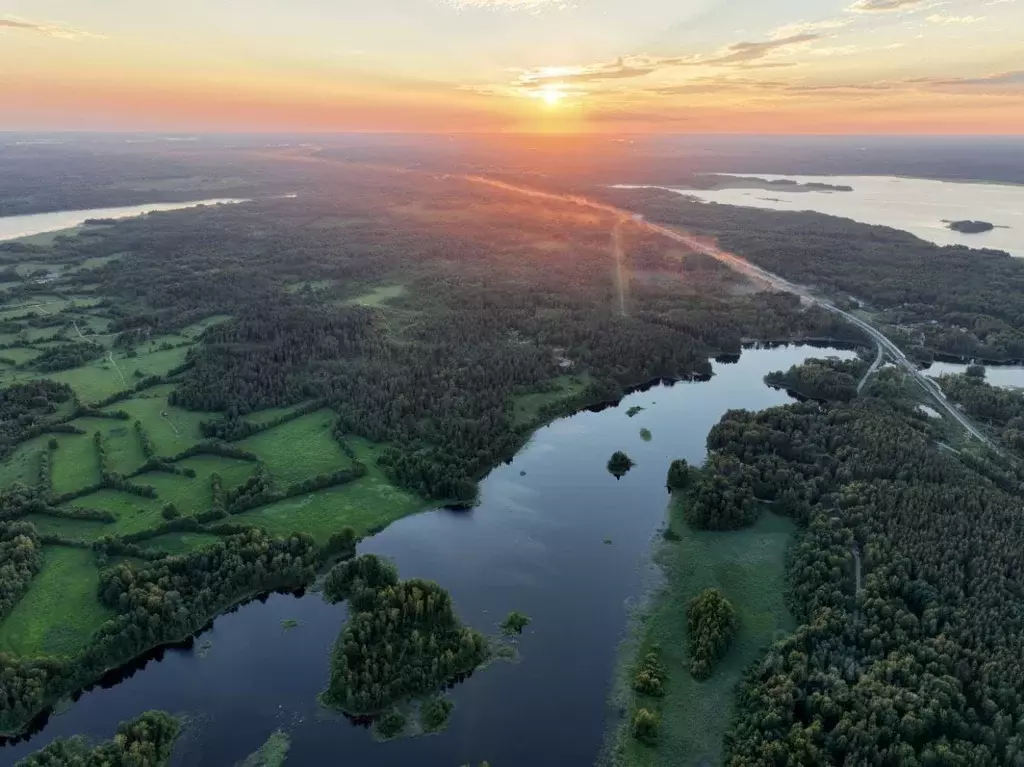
xmin=926 ymin=361 xmax=1024 ymax=388
xmin=625 ymin=175 xmax=1023 ymax=257
xmin=0 ymin=345 xmax=857 ymax=767
xmin=0 ymin=199 xmax=249 ymax=242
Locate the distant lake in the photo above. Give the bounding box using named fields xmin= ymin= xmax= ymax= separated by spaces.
xmin=0 ymin=199 xmax=249 ymax=242
xmin=627 ymin=175 xmax=1023 ymax=257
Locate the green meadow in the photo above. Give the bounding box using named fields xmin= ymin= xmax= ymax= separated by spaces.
xmin=612 ymin=499 xmax=795 ymax=767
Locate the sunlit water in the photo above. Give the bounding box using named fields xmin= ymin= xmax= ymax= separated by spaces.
xmin=620 ymin=175 xmax=1023 ymax=257
xmin=0 ymin=199 xmax=249 ymax=242
xmin=0 ymin=345 xmax=858 ymax=766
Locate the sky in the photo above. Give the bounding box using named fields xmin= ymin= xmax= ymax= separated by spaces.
xmin=1 ymin=0 xmax=1022 ymax=134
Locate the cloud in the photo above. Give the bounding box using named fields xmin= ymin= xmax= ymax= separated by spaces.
xmin=847 ymin=0 xmax=929 ymax=11
xmin=770 ymin=18 xmax=851 ymax=38
xmin=515 ymin=31 xmax=823 ymax=88
xmin=440 ymin=0 xmax=566 ymax=9
xmin=926 ymin=13 xmax=986 ymax=23
xmin=0 ymin=16 xmax=102 ymax=39
xmin=917 ymin=70 xmax=1024 ymax=87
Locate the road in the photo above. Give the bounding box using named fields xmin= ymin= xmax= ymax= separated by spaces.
xmin=461 ymin=175 xmax=993 ymax=447
xmin=858 ymin=342 xmax=884 ymax=395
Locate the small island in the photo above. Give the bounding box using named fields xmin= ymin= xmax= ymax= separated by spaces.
xmin=947 ymin=219 xmax=995 ymax=234
xmin=321 ymin=554 xmax=490 ymax=717
xmin=607 ymin=450 xmax=635 ymax=477
xmin=501 ymin=610 xmax=531 ymax=635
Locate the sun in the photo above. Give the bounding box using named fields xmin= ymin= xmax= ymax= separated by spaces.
xmin=538 ymin=85 xmax=566 ymax=106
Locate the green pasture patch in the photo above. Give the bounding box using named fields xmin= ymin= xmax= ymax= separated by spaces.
xmin=140 ymin=532 xmax=223 ymax=555
xmin=105 ymin=394 xmax=209 ymax=457
xmin=0 ymin=547 xmax=113 ymax=659
xmin=613 ymin=502 xmax=795 ymax=767
xmin=0 ymin=435 xmax=47 ymax=489
xmin=513 ymin=374 xmax=592 ymax=427
xmin=344 ymin=283 xmax=406 ymax=307
xmin=51 ymin=431 xmax=101 ymax=495
xmin=23 ymin=514 xmax=113 ymax=543
xmin=237 ymin=410 xmax=350 ymax=488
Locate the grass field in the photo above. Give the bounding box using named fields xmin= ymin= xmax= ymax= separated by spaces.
xmin=60 ymin=455 xmax=255 ymax=536
xmin=51 ymin=431 xmax=101 ymax=495
xmin=0 ymin=547 xmax=112 ymax=659
xmin=104 ymin=391 xmax=210 ymax=456
xmin=23 ymin=513 xmax=115 ymax=542
xmin=141 ymin=532 xmax=224 ymax=555
xmin=513 ymin=374 xmax=592 ymax=426
xmin=237 ymin=410 xmax=349 ymax=488
xmin=237 ymin=436 xmax=425 ymax=543
xmin=0 ymin=435 xmax=46 ymax=489
xmin=346 ymin=283 xmax=406 ymax=307
xmin=611 ymin=499 xmax=795 ymax=767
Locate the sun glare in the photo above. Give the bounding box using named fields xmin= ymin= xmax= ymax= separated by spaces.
xmin=539 ymin=86 xmax=565 ymax=106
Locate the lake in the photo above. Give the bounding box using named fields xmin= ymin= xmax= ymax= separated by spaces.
xmin=0 ymin=344 xmax=858 ymax=766
xmin=0 ymin=199 xmax=249 ymax=242
xmin=926 ymin=361 xmax=1024 ymax=389
xmin=622 ymin=175 xmax=1023 ymax=257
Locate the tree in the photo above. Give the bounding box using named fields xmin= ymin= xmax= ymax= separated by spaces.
xmin=607 ymin=451 xmax=635 ymax=477
xmin=666 ymin=458 xmax=690 ymax=490
xmin=161 ymin=503 xmax=180 ymax=520
xmin=632 ymin=708 xmax=660 ymax=745
xmin=686 ymin=588 xmax=737 ymax=680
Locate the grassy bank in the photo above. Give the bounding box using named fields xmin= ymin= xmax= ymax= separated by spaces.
xmin=609 ymin=496 xmax=795 ymax=767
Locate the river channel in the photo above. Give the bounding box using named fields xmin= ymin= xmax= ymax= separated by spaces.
xmin=0 ymin=199 xmax=250 ymax=243
xmin=0 ymin=344 xmax=858 ymax=767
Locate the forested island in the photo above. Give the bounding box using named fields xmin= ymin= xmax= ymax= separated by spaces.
xmin=947 ymin=219 xmax=995 ymax=233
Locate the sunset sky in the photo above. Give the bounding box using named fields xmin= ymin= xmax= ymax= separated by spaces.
xmin=2 ymin=0 xmax=1022 ymax=134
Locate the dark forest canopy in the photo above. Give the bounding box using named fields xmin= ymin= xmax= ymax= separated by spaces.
xmin=602 ymin=185 xmax=1024 ymax=362
xmin=948 ymin=220 xmax=995 ymax=234
xmin=322 ymin=554 xmax=489 ymax=715
xmin=0 ymin=380 xmax=73 ymax=460
xmin=672 ymin=399 xmax=1024 ymax=764
xmin=764 ymin=356 xmax=866 ymax=402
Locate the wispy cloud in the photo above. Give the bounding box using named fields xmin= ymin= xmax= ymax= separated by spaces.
xmin=510 ymin=31 xmax=823 ymax=91
xmin=771 ymin=18 xmax=851 ymax=37
xmin=440 ymin=0 xmax=566 ymax=10
xmin=926 ymin=12 xmax=986 ymax=23
xmin=916 ymin=70 xmax=1024 ymax=87
xmin=848 ymin=0 xmax=930 ymax=12
xmin=0 ymin=16 xmax=102 ymax=39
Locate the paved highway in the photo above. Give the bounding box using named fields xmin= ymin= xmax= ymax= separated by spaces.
xmin=463 ymin=175 xmax=993 ymax=446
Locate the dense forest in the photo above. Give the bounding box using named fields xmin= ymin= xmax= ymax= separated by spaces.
xmin=0 ymin=521 xmax=42 ymax=621
xmin=604 ymin=185 xmax=1024 ymax=362
xmin=663 ymin=397 xmax=1024 ymax=764
xmin=15 ymin=710 xmax=179 ymax=766
xmin=0 ymin=381 xmax=73 ymax=459
xmin=321 ymin=554 xmax=489 ymax=715
xmin=764 ymin=356 xmax=867 ymax=402
xmin=937 ymin=371 xmax=1024 ymax=454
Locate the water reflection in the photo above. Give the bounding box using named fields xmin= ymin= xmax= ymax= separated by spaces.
xmin=0 ymin=344 xmax=857 ymax=767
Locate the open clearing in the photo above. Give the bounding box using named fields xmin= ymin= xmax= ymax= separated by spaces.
xmin=613 ymin=501 xmax=795 ymax=767
xmin=237 ymin=436 xmax=424 ymax=542
xmin=237 ymin=410 xmax=349 ymax=488
xmin=0 ymin=547 xmax=112 ymax=659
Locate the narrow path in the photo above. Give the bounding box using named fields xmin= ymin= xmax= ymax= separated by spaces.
xmin=160 ymin=413 xmax=180 ymax=436
xmin=611 ymin=219 xmax=628 ymax=317
xmin=858 ymin=342 xmax=884 ymax=395
xmin=106 ymin=351 xmax=126 ymax=385
xmin=460 ymin=175 xmax=996 ymax=449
